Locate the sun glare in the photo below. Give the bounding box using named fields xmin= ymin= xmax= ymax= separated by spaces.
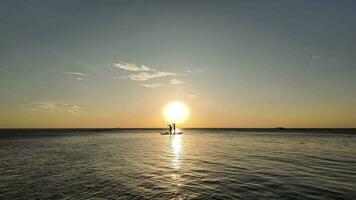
xmin=163 ymin=101 xmax=189 ymax=124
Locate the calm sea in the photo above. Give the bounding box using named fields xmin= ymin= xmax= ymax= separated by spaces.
xmin=0 ymin=129 xmax=355 ymax=200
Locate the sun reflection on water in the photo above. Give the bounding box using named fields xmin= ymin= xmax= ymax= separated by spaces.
xmin=171 ymin=135 xmax=182 ymax=169
xmin=170 ymin=134 xmax=183 ymax=191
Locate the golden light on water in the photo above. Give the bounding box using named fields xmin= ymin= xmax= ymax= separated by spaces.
xmin=170 ymin=135 xmax=184 ymax=190
xmin=163 ymin=101 xmax=189 ymax=124
xmin=172 ymin=135 xmax=182 ymax=156
xmin=171 ymin=135 xmax=182 ymax=170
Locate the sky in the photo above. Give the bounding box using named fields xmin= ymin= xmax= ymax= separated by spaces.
xmin=0 ymin=0 xmax=355 ymax=128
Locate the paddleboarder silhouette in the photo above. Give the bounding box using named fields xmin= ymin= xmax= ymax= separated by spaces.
xmin=168 ymin=124 xmax=172 ymax=134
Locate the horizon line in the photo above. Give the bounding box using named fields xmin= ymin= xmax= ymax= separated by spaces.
xmin=0 ymin=127 xmax=355 ymax=129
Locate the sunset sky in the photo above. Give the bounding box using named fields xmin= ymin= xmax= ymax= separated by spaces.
xmin=1 ymin=0 xmax=355 ymax=128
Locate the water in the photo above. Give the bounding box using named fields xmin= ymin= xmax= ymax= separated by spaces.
xmin=0 ymin=129 xmax=355 ymax=199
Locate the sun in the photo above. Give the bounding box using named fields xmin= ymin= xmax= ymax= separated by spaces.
xmin=163 ymin=101 xmax=189 ymax=124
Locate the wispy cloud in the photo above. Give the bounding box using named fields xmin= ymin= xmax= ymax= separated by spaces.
xmin=74 ymin=60 xmax=97 ymax=74
xmin=170 ymin=79 xmax=184 ymax=85
xmin=127 ymin=71 xmax=178 ymax=81
xmin=25 ymin=102 xmax=83 ymax=114
xmin=65 ymin=71 xmax=89 ymax=80
xmin=114 ymin=62 xmax=187 ymax=89
xmin=141 ymin=83 xmax=162 ymax=88
xmin=65 ymin=72 xmax=88 ymax=76
xmin=309 ymin=55 xmax=321 ymax=65
xmin=186 ymin=68 xmax=203 ymax=74
xmin=113 ymin=62 xmax=153 ymax=71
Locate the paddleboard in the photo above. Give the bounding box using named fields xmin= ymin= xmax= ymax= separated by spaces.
xmin=160 ymin=131 xmax=183 ymax=135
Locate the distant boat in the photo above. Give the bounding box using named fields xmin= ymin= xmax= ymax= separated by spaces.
xmin=276 ymin=127 xmax=286 ymax=130
xmin=160 ymin=131 xmax=183 ymax=135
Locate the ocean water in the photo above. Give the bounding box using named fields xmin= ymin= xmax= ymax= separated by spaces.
xmin=0 ymin=129 xmax=355 ymax=200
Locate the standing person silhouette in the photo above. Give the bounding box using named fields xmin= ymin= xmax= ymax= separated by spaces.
xmin=173 ymin=123 xmax=176 ymax=134
xmin=168 ymin=124 xmax=172 ymax=134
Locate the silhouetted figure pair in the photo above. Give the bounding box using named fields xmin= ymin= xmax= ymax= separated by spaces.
xmin=168 ymin=123 xmax=176 ymax=134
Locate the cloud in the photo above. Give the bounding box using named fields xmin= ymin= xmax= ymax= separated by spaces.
xmin=74 ymin=60 xmax=97 ymax=73
xmin=186 ymin=68 xmax=203 ymax=74
xmin=127 ymin=71 xmax=178 ymax=81
xmin=114 ymin=62 xmax=186 ymax=88
xmin=26 ymin=102 xmax=83 ymax=114
xmin=113 ymin=62 xmax=153 ymax=71
xmin=170 ymin=79 xmax=184 ymax=85
xmin=65 ymin=72 xmax=88 ymax=76
xmin=65 ymin=71 xmax=89 ymax=80
xmin=141 ymin=83 xmax=162 ymax=88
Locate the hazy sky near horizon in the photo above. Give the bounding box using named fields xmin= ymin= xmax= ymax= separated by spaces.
xmin=1 ymin=0 xmax=356 ymax=128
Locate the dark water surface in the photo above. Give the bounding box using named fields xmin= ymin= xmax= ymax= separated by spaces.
xmin=0 ymin=130 xmax=355 ymax=199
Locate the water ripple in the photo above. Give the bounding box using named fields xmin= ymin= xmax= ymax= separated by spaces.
xmin=0 ymin=130 xmax=355 ymax=199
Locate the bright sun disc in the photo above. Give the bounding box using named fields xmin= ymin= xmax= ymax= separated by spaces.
xmin=163 ymin=101 xmax=189 ymax=124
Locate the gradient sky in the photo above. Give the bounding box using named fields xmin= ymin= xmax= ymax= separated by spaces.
xmin=1 ymin=0 xmax=355 ymax=128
